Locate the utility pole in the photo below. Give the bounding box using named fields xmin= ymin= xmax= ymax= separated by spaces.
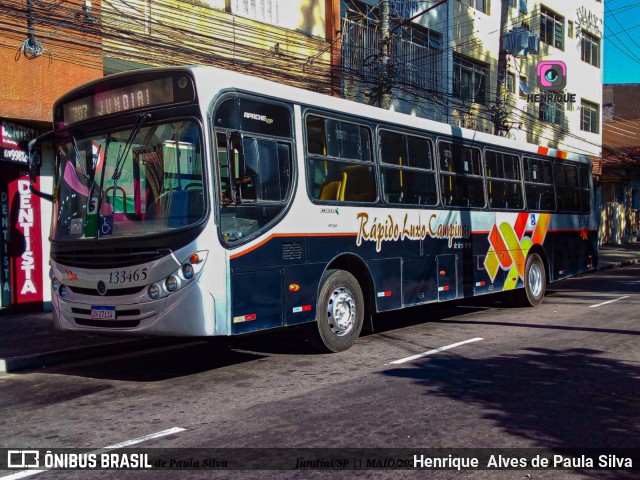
xmin=378 ymin=0 xmax=391 ymax=109
xmin=494 ymin=0 xmax=510 ymax=136
xmin=376 ymin=0 xmax=449 ymax=109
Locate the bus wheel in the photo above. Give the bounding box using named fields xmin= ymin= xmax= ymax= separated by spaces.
xmin=514 ymin=253 xmax=546 ymax=307
xmin=306 ymin=269 xmax=364 ymax=353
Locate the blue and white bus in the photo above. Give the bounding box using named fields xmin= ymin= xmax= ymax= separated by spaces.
xmin=30 ymin=66 xmax=598 ymax=352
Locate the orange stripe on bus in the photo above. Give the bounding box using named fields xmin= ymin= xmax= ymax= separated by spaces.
xmin=537 ymin=146 xmax=549 ymax=156
xmin=532 ymin=213 xmax=551 ymax=245
xmin=514 ymin=213 xmax=529 ymax=240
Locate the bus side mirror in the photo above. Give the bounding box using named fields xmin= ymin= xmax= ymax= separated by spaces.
xmin=28 ymin=141 xmax=41 ymax=184
xmin=28 ymin=134 xmax=54 ymax=202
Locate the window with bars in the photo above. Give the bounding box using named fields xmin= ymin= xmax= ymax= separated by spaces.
xmin=231 ymin=0 xmax=280 ymax=24
xmin=453 ymin=55 xmax=487 ymax=104
xmin=540 ymin=7 xmax=564 ymax=50
xmin=581 ymin=32 xmax=600 ymax=68
xmin=539 ymin=97 xmax=564 ymax=124
xmin=580 ymin=100 xmax=600 ymax=134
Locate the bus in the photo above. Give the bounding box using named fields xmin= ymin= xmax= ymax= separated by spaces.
xmin=29 ymin=66 xmax=598 ymax=352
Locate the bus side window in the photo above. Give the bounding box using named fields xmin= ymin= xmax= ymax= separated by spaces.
xmin=438 ymin=141 xmax=484 ymax=208
xmin=524 ymin=157 xmax=555 ymax=211
xmin=486 ymin=150 xmax=523 ymax=210
xmin=579 ymin=165 xmax=591 ymax=213
xmin=306 ymin=114 xmax=376 ymax=203
xmin=380 ymin=130 xmax=437 ymax=206
xmin=553 ymin=162 xmax=580 ymax=212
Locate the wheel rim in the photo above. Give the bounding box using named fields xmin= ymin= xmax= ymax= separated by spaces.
xmin=528 ymin=262 xmax=544 ymax=298
xmin=326 ymin=287 xmax=356 ymax=336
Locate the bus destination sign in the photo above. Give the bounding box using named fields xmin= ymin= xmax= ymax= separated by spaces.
xmin=62 ymin=78 xmax=174 ymax=125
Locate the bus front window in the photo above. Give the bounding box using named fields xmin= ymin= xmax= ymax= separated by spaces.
xmin=52 ymin=120 xmax=205 ymax=240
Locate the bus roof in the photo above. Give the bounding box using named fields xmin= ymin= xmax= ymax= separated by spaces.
xmin=56 ymin=65 xmax=592 ymax=165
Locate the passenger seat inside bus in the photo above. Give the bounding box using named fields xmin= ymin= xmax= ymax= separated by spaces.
xmin=319 ymin=180 xmax=342 ymax=201
xmin=340 ymin=166 xmax=376 ymax=202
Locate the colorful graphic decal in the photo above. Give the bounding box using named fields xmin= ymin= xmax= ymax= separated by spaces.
xmin=484 ymin=212 xmax=551 ymax=291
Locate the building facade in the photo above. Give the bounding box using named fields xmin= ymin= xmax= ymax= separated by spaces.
xmin=339 ymin=0 xmax=603 ymax=159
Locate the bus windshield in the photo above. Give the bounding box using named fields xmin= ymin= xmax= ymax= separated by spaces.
xmin=52 ymin=119 xmax=205 ymax=241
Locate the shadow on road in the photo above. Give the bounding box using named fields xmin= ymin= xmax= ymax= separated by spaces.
xmin=42 ymin=328 xmax=317 ymax=382
xmin=383 ymin=347 xmax=640 ymax=479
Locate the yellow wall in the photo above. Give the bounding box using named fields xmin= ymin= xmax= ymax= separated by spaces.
xmin=102 ymin=0 xmax=332 ymax=92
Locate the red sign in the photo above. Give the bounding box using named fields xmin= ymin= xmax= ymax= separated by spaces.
xmin=8 ymin=175 xmax=43 ymax=308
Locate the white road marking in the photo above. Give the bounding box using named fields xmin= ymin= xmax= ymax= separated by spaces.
xmin=0 ymin=427 xmax=185 ymax=480
xmin=589 ymin=296 xmax=629 ymax=308
xmin=389 ymin=337 xmax=484 ymax=365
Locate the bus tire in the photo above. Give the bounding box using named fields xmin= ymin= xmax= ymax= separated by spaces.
xmin=305 ymin=269 xmax=364 ymax=353
xmin=514 ymin=253 xmax=546 ymax=307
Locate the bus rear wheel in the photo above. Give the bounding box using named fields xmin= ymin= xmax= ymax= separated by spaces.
xmin=514 ymin=253 xmax=546 ymax=307
xmin=305 ymin=269 xmax=364 ymax=353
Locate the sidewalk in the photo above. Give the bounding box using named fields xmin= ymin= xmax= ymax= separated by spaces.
xmin=2 ymin=243 xmax=640 ymax=374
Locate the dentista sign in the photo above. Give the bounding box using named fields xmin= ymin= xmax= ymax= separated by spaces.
xmin=8 ymin=177 xmax=43 ymax=306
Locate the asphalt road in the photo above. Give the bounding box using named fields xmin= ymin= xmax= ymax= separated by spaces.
xmin=1 ymin=266 xmax=639 ymax=480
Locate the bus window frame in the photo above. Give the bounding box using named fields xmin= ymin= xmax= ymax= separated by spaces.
xmin=553 ymin=159 xmax=588 ymax=214
xmin=303 ymin=110 xmax=379 ymax=205
xmin=523 ymin=155 xmax=556 ymax=212
xmin=209 ymin=92 xmax=297 ymax=249
xmin=483 ymin=147 xmax=525 ymax=211
xmin=376 ymin=126 xmax=440 ymax=208
xmin=436 ymin=137 xmax=487 ymax=209
xmin=578 ymin=164 xmax=593 ymax=214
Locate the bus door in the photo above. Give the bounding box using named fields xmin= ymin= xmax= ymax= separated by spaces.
xmin=212 ymin=96 xmax=297 ymax=334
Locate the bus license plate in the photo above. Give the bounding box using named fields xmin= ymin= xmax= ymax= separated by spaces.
xmin=91 ymin=306 xmax=116 ymax=320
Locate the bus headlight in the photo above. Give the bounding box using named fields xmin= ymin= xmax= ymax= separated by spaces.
xmin=148 ymin=284 xmax=160 ymax=299
xmin=165 ymin=275 xmax=178 ymax=292
xmin=182 ymin=263 xmax=194 ymax=280
xmin=59 ymin=285 xmax=68 ymax=298
xmin=143 ymin=251 xmax=207 ymax=301
xmin=52 ymin=279 xmax=61 ymax=292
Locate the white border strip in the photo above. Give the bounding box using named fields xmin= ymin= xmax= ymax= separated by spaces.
xmin=390 ymin=338 xmax=484 ymax=365
xmin=589 ymin=296 xmax=629 ymax=308
xmin=0 ymin=427 xmax=185 ymax=480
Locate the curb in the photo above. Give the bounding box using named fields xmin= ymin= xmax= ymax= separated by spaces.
xmin=596 ymin=258 xmax=640 ymax=272
xmin=0 ymin=337 xmax=189 ymax=374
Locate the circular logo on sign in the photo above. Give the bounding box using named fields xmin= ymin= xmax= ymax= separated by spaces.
xmin=97 ymin=281 xmax=107 ymax=296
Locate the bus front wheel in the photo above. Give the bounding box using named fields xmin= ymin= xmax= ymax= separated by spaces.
xmin=306 ymin=269 xmax=364 ymax=353
xmin=514 ymin=253 xmax=546 ymax=307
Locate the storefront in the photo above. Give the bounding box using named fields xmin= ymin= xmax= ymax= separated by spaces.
xmin=0 ymin=119 xmax=51 ymax=312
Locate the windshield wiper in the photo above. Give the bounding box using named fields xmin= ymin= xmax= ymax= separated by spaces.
xmin=111 ymin=113 xmax=151 ymax=183
xmin=70 ymin=133 xmax=89 ymax=181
